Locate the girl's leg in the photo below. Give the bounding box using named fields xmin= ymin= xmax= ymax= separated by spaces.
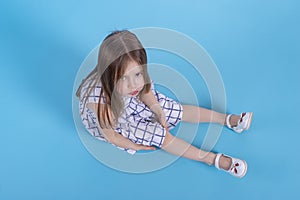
xmin=182 ymin=105 xmax=240 ymax=126
xmin=161 ymin=132 xmax=232 ymax=170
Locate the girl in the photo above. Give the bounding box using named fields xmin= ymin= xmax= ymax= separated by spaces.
xmin=76 ymin=30 xmax=253 ymax=178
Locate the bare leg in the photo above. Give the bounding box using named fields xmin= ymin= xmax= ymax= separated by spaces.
xmin=161 ymin=132 xmax=231 ymax=170
xmin=182 ymin=105 xmax=240 ymax=126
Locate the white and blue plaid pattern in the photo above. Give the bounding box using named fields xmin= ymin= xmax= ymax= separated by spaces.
xmin=79 ymin=80 xmax=183 ymax=154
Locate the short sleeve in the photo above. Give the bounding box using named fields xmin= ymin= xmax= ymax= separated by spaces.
xmin=80 ymin=85 xmax=106 ymax=104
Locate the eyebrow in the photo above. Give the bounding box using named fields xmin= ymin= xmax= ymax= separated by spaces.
xmin=123 ymin=68 xmax=143 ymax=76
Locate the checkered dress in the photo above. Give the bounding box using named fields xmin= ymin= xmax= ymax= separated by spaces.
xmin=79 ymin=80 xmax=183 ymax=154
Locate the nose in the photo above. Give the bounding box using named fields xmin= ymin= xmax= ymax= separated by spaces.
xmin=128 ymin=78 xmax=137 ymax=89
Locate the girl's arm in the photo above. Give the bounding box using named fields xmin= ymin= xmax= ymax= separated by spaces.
xmin=100 ymin=127 xmax=156 ymax=151
xmin=87 ymin=103 xmax=155 ymax=151
xmin=140 ymin=89 xmax=158 ymax=110
xmin=140 ymin=90 xmax=167 ymax=128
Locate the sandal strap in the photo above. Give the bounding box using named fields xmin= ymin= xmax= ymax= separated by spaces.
xmin=226 ymin=114 xmax=233 ymax=129
xmin=214 ymin=153 xmax=223 ymax=170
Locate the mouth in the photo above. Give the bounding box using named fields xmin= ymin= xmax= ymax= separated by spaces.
xmin=129 ymin=90 xmax=139 ymax=96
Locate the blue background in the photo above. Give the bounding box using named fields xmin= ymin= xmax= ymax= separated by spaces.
xmin=0 ymin=0 xmax=299 ymax=199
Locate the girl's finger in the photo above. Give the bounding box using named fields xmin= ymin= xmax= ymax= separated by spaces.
xmin=163 ymin=124 xmax=169 ymax=132
xmin=149 ymin=146 xmax=156 ymax=150
xmin=145 ymin=146 xmax=156 ymax=150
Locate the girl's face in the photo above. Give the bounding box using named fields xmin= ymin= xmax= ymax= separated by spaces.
xmin=117 ymin=61 xmax=145 ymax=97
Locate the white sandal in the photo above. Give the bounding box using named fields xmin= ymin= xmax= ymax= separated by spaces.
xmin=215 ymin=153 xmax=248 ymax=178
xmin=226 ymin=112 xmax=253 ymax=133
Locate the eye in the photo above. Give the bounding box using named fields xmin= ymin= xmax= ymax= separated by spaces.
xmin=136 ymin=72 xmax=143 ymax=77
xmin=120 ymin=76 xmax=127 ymax=81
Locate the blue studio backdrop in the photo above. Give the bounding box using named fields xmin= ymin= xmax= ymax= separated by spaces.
xmin=0 ymin=1 xmax=299 ymax=200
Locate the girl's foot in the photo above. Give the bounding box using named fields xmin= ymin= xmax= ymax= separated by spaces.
xmin=226 ymin=112 xmax=253 ymax=133
xmin=215 ymin=153 xmax=248 ymax=178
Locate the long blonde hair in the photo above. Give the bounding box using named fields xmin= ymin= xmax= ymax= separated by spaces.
xmin=76 ymin=30 xmax=151 ymax=128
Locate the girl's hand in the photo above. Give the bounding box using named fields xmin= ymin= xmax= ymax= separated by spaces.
xmin=150 ymin=104 xmax=168 ymax=131
xmin=134 ymin=144 xmax=156 ymax=151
